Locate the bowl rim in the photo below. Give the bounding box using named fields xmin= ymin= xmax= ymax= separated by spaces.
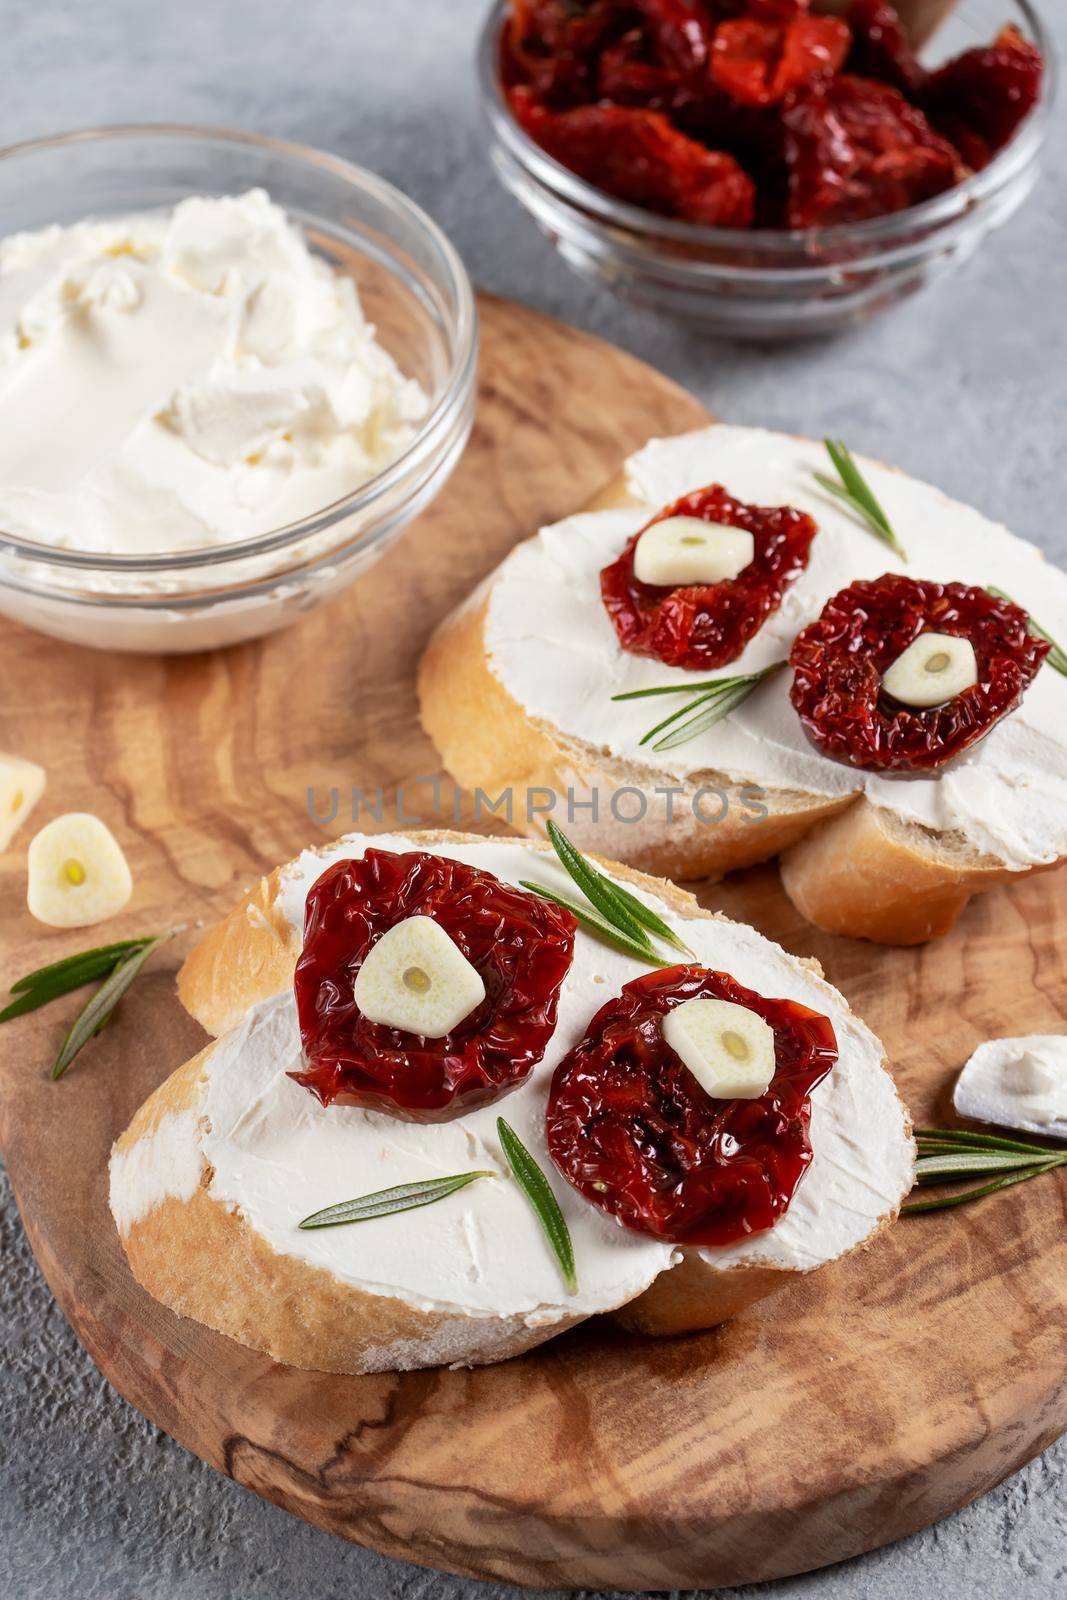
xmin=477 ymin=0 xmax=1056 ymax=254
xmin=0 ymin=122 xmax=478 ymax=573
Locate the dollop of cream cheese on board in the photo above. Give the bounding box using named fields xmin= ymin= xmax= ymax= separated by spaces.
xmin=111 ymin=834 xmax=913 ymax=1324
xmin=0 ymin=189 xmax=425 ymax=555
xmin=954 ymin=1035 xmax=1067 ymax=1141
xmin=485 ymin=426 xmax=1067 ymax=870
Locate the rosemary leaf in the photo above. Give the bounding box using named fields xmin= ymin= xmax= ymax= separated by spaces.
xmin=604 ymin=879 xmax=693 ymax=957
xmin=298 ymin=1171 xmax=495 ymax=1229
xmin=11 ymin=938 xmax=150 ymax=994
xmin=497 ymin=1117 xmax=577 ymax=1294
xmin=913 ymin=1126 xmax=1059 ymax=1157
xmin=2 ymin=939 xmax=151 ymax=1023
xmin=902 ymin=1159 xmax=1063 ymax=1215
xmin=915 ymin=1150 xmax=1055 ymax=1183
xmin=818 ymin=439 xmax=908 ymax=559
xmin=986 ymin=586 xmax=1067 ymax=679
xmin=651 ymin=664 xmax=784 ymax=752
xmin=612 ymin=677 xmax=757 ymax=702
xmin=616 ymin=662 xmax=784 ymax=753
xmin=520 ymin=882 xmax=670 ymax=966
xmin=545 ymin=820 xmax=656 ymax=955
xmin=639 ymin=686 xmax=723 ymax=748
xmin=51 ymin=930 xmax=177 ymax=1081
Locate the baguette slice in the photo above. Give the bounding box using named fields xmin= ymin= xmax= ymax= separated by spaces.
xmin=111 ymin=831 xmax=914 ymax=1372
xmin=418 ymin=429 xmax=1067 ymax=945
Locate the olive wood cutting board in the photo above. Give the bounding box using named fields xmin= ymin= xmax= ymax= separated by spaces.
xmin=0 ymin=293 xmax=1064 ymax=1593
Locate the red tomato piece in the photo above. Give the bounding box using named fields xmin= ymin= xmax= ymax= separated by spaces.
xmin=920 ymin=23 xmax=1043 ymax=172
xmin=782 ymin=73 xmax=964 ymax=227
xmin=293 ymin=851 xmax=576 ymax=1120
xmin=510 ymin=90 xmax=756 ymax=224
xmin=845 ymin=0 xmax=925 ymax=95
xmin=712 ymin=15 xmax=850 ymax=108
xmin=600 ymin=482 xmax=818 ymax=670
xmin=789 ymin=575 xmax=1050 ymax=771
xmin=546 ymin=965 xmax=838 ymax=1248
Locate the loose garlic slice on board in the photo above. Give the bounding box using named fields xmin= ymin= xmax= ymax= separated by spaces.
xmin=27 ymin=812 xmax=133 ymax=928
xmin=882 ymin=632 xmax=977 ymax=709
xmin=633 ymin=517 xmax=755 ymax=588
xmin=662 ymin=997 xmax=776 ymax=1099
xmin=354 ymin=915 xmax=486 ymax=1037
xmin=0 ymin=754 xmax=45 ymax=851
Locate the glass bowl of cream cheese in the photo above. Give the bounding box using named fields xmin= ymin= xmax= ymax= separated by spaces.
xmin=0 ymin=125 xmax=477 ymax=652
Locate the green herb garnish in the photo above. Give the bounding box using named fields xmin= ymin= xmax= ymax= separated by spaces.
xmin=0 ymin=937 xmax=154 ymax=1024
xmin=986 ymin=586 xmax=1067 ymax=679
xmin=298 ymin=1171 xmax=495 ymax=1230
xmin=613 ymin=661 xmax=785 ymax=753
xmin=815 ymin=438 xmax=907 ymax=559
xmin=497 ymin=1117 xmax=577 ymax=1293
xmin=546 ymin=819 xmax=690 ymax=954
xmin=519 ymin=881 xmax=671 ymax=966
xmin=50 ymin=930 xmax=178 ymax=1081
xmin=902 ymin=1126 xmax=1067 ymax=1214
xmin=520 ymin=821 xmax=688 ymax=966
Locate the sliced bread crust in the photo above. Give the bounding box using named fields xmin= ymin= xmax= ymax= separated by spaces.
xmin=417 ymin=472 xmax=1062 ymax=944
xmin=118 ymin=831 xmax=916 ymax=1367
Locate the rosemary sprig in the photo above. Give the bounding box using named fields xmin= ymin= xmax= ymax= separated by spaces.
xmin=51 ymin=930 xmax=178 ymax=1081
xmin=1 ymin=937 xmax=153 ymax=1024
xmin=902 ymin=1126 xmax=1067 ymax=1214
xmin=520 ymin=822 xmax=686 ymax=966
xmin=613 ymin=661 xmax=785 ymax=754
xmin=606 ymin=878 xmax=692 ymax=956
xmin=298 ymin=1171 xmax=495 ymax=1229
xmin=815 ymin=438 xmax=908 ymax=560
xmin=519 ymin=882 xmax=670 ymax=966
xmin=497 ymin=1117 xmax=577 ymax=1293
xmin=986 ymin=586 xmax=1067 ymax=679
xmin=545 ymin=819 xmax=690 ymax=955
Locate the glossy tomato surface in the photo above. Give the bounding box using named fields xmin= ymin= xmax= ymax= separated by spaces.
xmin=294 ymin=850 xmax=575 ymax=1120
xmin=790 ymin=575 xmax=1049 ymax=771
xmin=546 ymin=964 xmax=838 ymax=1247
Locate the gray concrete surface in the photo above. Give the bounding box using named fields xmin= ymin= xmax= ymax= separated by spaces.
xmin=1 ymin=2 xmax=1065 ymax=1597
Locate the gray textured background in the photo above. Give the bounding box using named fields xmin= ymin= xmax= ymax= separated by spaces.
xmin=2 ymin=2 xmax=1065 ymax=1597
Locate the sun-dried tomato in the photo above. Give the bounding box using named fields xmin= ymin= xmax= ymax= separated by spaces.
xmin=546 ymin=965 xmax=838 ymax=1247
xmin=789 ymin=575 xmax=1049 ymax=772
xmin=293 ymin=850 xmax=575 ymax=1120
xmin=510 ymin=89 xmax=756 ymax=223
xmin=845 ymin=0 xmax=924 ymax=95
xmin=633 ymin=0 xmax=716 ymax=77
xmin=600 ymin=482 xmax=817 ymax=669
xmin=782 ymin=74 xmax=964 ymax=227
xmin=711 ymin=14 xmax=850 ymax=108
xmin=920 ymin=24 xmax=1043 ymax=172
xmin=501 ymin=3 xmax=1044 ymax=229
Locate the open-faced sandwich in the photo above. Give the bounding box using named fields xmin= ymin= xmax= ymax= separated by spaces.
xmin=109 ymin=830 xmax=913 ymax=1373
xmin=419 ymin=427 xmax=1067 ymax=944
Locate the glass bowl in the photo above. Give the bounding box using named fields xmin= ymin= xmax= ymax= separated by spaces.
xmin=478 ymin=0 xmax=1053 ymax=338
xmin=0 ymin=125 xmax=477 ymax=653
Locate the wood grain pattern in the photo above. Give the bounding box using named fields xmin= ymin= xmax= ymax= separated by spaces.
xmin=0 ymin=294 xmax=1065 ymax=1592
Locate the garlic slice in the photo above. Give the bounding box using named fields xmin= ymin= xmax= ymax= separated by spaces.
xmin=662 ymin=997 xmax=776 ymax=1099
xmin=354 ymin=915 xmax=486 ymax=1037
xmin=633 ymin=516 xmax=755 ymax=588
xmin=27 ymin=812 xmax=133 ymax=928
xmin=0 ymin=754 xmax=45 ymax=851
xmin=882 ymin=631 xmax=977 ymax=709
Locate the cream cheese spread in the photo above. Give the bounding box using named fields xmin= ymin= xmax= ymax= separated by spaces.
xmin=954 ymin=1035 xmax=1067 ymax=1141
xmin=484 ymin=426 xmax=1067 ymax=870
xmin=110 ymin=834 xmax=912 ymax=1321
xmin=0 ymin=189 xmax=426 ymax=555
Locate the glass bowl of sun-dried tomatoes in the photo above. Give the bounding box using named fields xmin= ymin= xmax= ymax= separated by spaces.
xmin=479 ymin=0 xmax=1053 ymax=336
